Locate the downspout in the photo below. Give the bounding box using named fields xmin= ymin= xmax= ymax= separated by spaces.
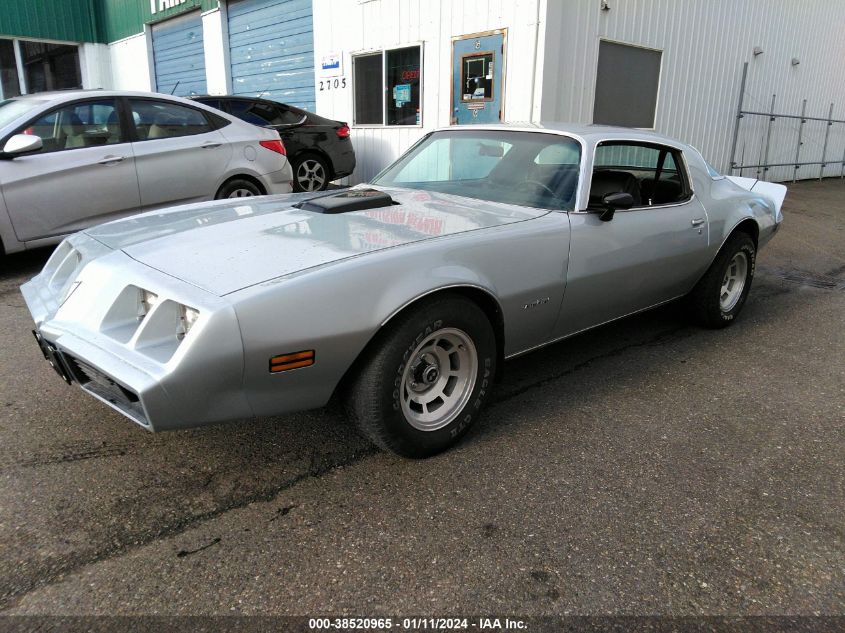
xmin=528 ymin=0 xmax=544 ymax=123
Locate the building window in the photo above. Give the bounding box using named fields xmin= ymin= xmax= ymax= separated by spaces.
xmin=20 ymin=42 xmax=82 ymax=93
xmin=593 ymin=40 xmax=661 ymax=128
xmin=353 ymin=45 xmax=421 ymax=126
xmin=460 ymin=51 xmax=494 ymax=101
xmin=0 ymin=40 xmax=21 ymax=98
xmin=353 ymin=53 xmax=381 ymax=125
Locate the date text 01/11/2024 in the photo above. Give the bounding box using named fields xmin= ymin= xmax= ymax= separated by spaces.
xmin=308 ymin=617 xmax=527 ymax=630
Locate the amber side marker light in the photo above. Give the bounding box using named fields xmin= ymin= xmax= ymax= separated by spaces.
xmin=269 ymin=350 xmax=315 ymax=373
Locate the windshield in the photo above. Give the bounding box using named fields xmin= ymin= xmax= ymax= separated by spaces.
xmin=373 ymin=130 xmax=582 ymax=211
xmin=0 ymin=98 xmax=48 ymax=131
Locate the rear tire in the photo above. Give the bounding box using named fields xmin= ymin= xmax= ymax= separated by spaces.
xmin=215 ymin=178 xmax=262 ymax=199
xmin=687 ymin=232 xmax=756 ymax=328
xmin=346 ymin=295 xmax=497 ymax=458
xmin=292 ymin=154 xmax=330 ymax=192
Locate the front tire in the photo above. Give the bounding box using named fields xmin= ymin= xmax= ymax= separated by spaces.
xmin=688 ymin=232 xmax=756 ymax=328
xmin=346 ymin=295 xmax=497 ymax=458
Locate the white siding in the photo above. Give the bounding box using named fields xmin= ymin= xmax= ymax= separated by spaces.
xmin=108 ymin=33 xmax=153 ymax=92
xmin=78 ymin=43 xmax=112 ymax=90
xmin=312 ymin=0 xmax=545 ymax=183
xmin=541 ymin=0 xmax=845 ymax=182
xmin=202 ymin=8 xmax=229 ymax=95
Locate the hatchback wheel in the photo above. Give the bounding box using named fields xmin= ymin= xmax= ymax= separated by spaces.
xmin=292 ymin=155 xmax=329 ymax=192
xmin=215 ymin=178 xmax=262 ymax=199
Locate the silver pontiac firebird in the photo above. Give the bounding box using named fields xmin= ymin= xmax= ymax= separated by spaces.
xmin=22 ymin=124 xmax=785 ymax=457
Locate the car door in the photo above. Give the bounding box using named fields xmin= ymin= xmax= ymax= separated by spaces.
xmin=0 ymin=98 xmax=140 ymax=242
xmin=554 ymin=141 xmax=710 ymax=337
xmin=127 ymin=98 xmax=232 ymax=209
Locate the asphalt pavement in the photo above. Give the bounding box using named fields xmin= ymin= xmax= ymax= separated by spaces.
xmin=0 ymin=179 xmax=842 ymax=617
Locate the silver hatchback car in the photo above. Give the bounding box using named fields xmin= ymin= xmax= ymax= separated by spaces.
xmin=0 ymin=90 xmax=293 ymax=256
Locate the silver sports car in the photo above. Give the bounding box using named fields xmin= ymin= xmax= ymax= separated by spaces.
xmin=21 ymin=124 xmax=785 ymax=457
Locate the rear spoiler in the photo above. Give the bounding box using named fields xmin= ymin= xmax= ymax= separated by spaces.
xmin=725 ymin=176 xmax=787 ymax=215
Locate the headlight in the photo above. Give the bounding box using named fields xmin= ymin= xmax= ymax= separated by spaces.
xmin=177 ymin=305 xmax=200 ymax=340
xmin=138 ymin=290 xmax=159 ymax=321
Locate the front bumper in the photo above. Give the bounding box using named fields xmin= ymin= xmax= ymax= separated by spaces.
xmin=32 ymin=327 xmax=161 ymax=428
xmin=21 ymin=238 xmax=254 ymax=432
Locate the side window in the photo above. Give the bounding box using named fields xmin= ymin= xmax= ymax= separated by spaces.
xmin=591 ymin=142 xmax=689 ymax=208
xmin=198 ymin=98 xmax=223 ymax=111
xmin=277 ymin=106 xmax=306 ymax=125
xmin=19 ymin=99 xmax=122 ymax=153
xmin=228 ymin=100 xmax=280 ymax=126
xmin=704 ymin=159 xmax=722 ymax=179
xmin=128 ymin=99 xmax=212 ymax=141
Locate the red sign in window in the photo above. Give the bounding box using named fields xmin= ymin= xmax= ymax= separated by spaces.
xmin=401 ymin=69 xmax=420 ymax=81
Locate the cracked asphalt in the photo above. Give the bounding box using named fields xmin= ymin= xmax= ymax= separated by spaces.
xmin=0 ymin=179 xmax=842 ymax=616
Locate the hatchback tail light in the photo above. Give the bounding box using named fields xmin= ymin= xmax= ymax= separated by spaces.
xmin=259 ymin=139 xmax=286 ymax=155
xmin=336 ymin=125 xmax=350 ymax=139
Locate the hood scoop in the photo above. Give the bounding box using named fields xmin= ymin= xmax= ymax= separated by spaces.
xmin=296 ymin=188 xmax=397 ymax=214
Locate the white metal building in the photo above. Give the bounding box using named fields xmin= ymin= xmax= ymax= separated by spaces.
xmin=312 ymin=0 xmax=845 ymax=184
xmin=7 ymin=0 xmax=843 ymax=186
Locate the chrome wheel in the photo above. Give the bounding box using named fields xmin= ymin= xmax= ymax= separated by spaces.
xmin=296 ymin=159 xmax=327 ymax=191
xmin=227 ymin=188 xmax=255 ymax=198
xmin=400 ymin=328 xmax=478 ymax=432
xmin=720 ymin=251 xmax=748 ymax=311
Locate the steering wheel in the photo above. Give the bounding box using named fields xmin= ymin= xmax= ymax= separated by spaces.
xmin=515 ymin=179 xmax=558 ymax=198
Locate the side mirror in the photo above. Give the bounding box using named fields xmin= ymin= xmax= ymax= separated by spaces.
xmin=3 ymin=134 xmax=43 ymax=157
xmin=598 ymin=191 xmax=634 ymax=221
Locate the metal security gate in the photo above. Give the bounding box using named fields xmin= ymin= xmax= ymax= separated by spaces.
xmin=151 ymin=10 xmax=207 ymax=97
xmin=728 ymin=61 xmax=845 ymax=182
xmin=227 ymin=0 xmax=315 ymax=111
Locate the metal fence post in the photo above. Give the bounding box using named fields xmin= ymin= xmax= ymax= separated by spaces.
xmin=762 ymin=94 xmax=776 ymax=181
xmin=728 ymin=62 xmax=748 ymax=174
xmin=819 ymin=103 xmax=834 ymax=181
xmin=841 ymin=130 xmax=845 ymax=179
xmin=793 ymin=99 xmax=806 ymax=183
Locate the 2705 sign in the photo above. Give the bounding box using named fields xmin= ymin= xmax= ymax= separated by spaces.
xmin=319 ymin=77 xmax=348 ymax=91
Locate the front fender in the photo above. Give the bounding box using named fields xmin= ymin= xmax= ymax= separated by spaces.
xmin=231 ymin=213 xmax=570 ymax=417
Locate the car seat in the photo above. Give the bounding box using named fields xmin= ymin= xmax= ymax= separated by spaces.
xmin=640 ymin=177 xmax=683 ymax=205
xmin=589 ymin=170 xmax=642 ymax=207
xmin=106 ymin=110 xmax=121 ymax=142
xmin=60 ymin=113 xmax=87 ymax=149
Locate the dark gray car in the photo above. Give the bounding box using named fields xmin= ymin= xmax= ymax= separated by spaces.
xmin=193 ymin=95 xmax=356 ymax=192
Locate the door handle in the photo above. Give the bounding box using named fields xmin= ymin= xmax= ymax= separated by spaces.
xmin=691 ymin=218 xmax=705 ymax=227
xmin=97 ymin=155 xmax=125 ymax=165
xmin=201 ymin=141 xmax=222 ymax=149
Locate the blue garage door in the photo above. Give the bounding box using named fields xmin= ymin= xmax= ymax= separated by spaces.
xmin=152 ymin=11 xmax=207 ymax=97
xmin=227 ymin=0 xmax=315 ymax=111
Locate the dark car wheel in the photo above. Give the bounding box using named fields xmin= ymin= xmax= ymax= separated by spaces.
xmin=688 ymin=232 xmax=756 ymax=328
xmin=346 ymin=295 xmax=497 ymax=458
xmin=215 ymin=178 xmax=263 ymax=199
xmin=292 ymin=154 xmax=330 ymax=192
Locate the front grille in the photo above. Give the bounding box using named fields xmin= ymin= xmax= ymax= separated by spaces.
xmin=63 ymin=354 xmax=148 ymax=426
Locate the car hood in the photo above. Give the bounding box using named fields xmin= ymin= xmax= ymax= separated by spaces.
xmin=84 ymin=187 xmax=547 ymax=296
